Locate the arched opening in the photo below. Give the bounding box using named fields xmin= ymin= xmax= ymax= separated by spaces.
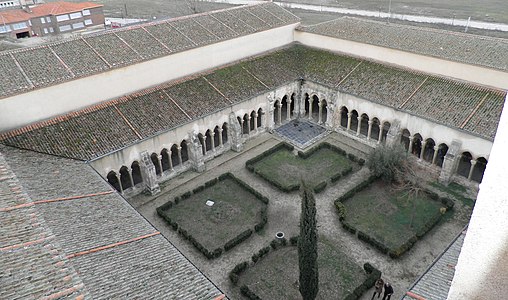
xmin=131 ymin=161 xmax=143 ymax=186
xmin=311 ymin=95 xmax=319 ymax=122
xmin=340 ymin=106 xmax=348 ymax=128
xmin=250 ymin=111 xmax=256 ymax=132
xmin=120 ymin=166 xmax=132 ymax=190
xmin=180 ymin=140 xmax=189 ymax=163
xmin=198 ymin=133 xmax=206 ymax=155
xmin=401 ymin=129 xmax=411 ymax=151
xmin=107 ymin=171 xmax=122 ymax=192
xmin=274 ymin=100 xmax=281 ymax=125
xmin=304 ymin=93 xmax=310 ymax=117
xmin=457 ymin=152 xmax=472 ymax=178
xmin=321 ymin=99 xmax=328 ymax=124
xmin=243 ymin=114 xmax=249 ymax=134
xmin=213 ymin=126 xmax=221 ymax=147
xmin=381 ymin=121 xmax=391 ymax=143
xmin=222 ymin=123 xmax=228 ymax=144
xmin=161 ymin=149 xmax=170 ymax=172
xmin=170 ymin=144 xmax=179 ymax=167
xmin=237 ymin=116 xmax=242 ymax=129
xmin=423 ymin=138 xmax=435 ymax=163
xmin=371 ymin=118 xmax=380 ymax=141
xmin=290 ymin=93 xmax=295 ymax=119
xmin=359 ymin=113 xmax=369 ymax=136
xmin=257 ymin=108 xmax=263 ymax=128
xmin=435 ymin=143 xmax=448 ymax=167
xmin=151 ymin=153 xmax=162 ymax=175
xmin=350 ymin=110 xmax=359 ymax=133
xmin=281 ymin=95 xmax=288 ymax=122
xmin=412 ymin=134 xmax=423 ymax=158
xmin=472 ymin=157 xmax=487 ymax=183
xmin=205 ymin=129 xmax=213 ymax=151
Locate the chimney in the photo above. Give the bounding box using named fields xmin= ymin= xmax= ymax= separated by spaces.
xmin=19 ymin=0 xmax=31 ymax=13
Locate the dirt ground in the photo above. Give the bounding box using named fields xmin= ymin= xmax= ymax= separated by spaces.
xmin=129 ymin=131 xmax=473 ymax=300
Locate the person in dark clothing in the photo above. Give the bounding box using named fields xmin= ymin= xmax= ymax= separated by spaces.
xmin=372 ymin=278 xmax=384 ymax=299
xmin=382 ymin=282 xmax=394 ymax=300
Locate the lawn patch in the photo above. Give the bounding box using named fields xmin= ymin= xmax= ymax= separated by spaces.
xmin=246 ymin=142 xmax=362 ymax=193
xmin=335 ymin=178 xmax=454 ymax=258
xmin=157 ymin=173 xmax=268 ymax=259
xmin=232 ymin=236 xmax=380 ymax=300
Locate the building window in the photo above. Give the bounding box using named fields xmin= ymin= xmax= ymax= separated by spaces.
xmin=40 ymin=17 xmax=46 ymax=24
xmin=49 ymin=27 xmax=54 ymax=33
xmin=0 ymin=25 xmax=11 ymax=33
xmin=12 ymin=22 xmax=27 ymax=30
xmin=46 ymin=17 xmax=51 ymax=23
xmin=69 ymin=12 xmax=82 ymax=19
xmin=84 ymin=19 xmax=93 ymax=25
xmin=43 ymin=28 xmax=48 ymax=34
xmin=72 ymin=22 xmax=84 ymax=29
xmin=59 ymin=24 xmax=72 ymax=32
xmin=56 ymin=14 xmax=70 ymax=22
xmin=82 ymin=9 xmax=90 ymax=16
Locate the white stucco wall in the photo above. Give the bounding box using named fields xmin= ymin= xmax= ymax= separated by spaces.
xmin=447 ymin=95 xmax=508 ymax=299
xmin=295 ymin=31 xmax=508 ymax=90
xmin=0 ymin=24 xmax=297 ymax=132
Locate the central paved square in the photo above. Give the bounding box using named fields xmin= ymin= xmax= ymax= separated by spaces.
xmin=274 ymin=119 xmax=327 ymax=148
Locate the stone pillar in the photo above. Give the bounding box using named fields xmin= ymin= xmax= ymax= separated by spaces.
xmin=419 ymin=141 xmax=427 ymax=160
xmin=177 ymin=146 xmax=183 ymax=166
xmin=408 ymin=136 xmax=414 ymax=154
xmin=432 ymin=146 xmax=439 ymax=165
xmin=377 ymin=124 xmax=383 ymax=144
xmin=239 ymin=118 xmax=244 ymax=135
xmin=356 ymin=117 xmax=361 ymax=136
xmin=468 ymin=160 xmax=477 ymax=180
xmin=287 ymin=99 xmax=292 ymax=120
xmin=116 ymin=173 xmax=124 ymax=194
xmin=277 ymin=103 xmax=282 ymax=125
xmin=367 ymin=120 xmax=373 ymax=140
xmin=201 ymin=135 xmax=207 ymax=156
xmin=252 ymin=112 xmax=258 ymax=131
xmin=229 ymin=112 xmax=244 ymax=152
xmin=246 ymin=116 xmax=251 ymax=133
xmin=385 ymin=120 xmax=401 ymax=147
xmin=187 ymin=132 xmax=206 ymax=172
xmin=218 ymin=128 xmax=224 ymax=147
xmin=308 ymin=100 xmax=313 ymax=120
xmin=347 ymin=113 xmax=352 ymax=131
xmin=439 ymin=140 xmax=462 ymax=185
xmin=140 ymin=151 xmax=160 ymax=195
xmin=210 ymin=132 xmax=215 ymax=152
xmin=127 ymin=168 xmax=134 ymax=188
xmin=168 ymin=150 xmax=174 ymax=171
xmin=318 ymin=103 xmax=323 ymax=124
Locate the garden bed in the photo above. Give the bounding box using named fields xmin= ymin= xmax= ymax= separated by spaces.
xmin=334 ymin=177 xmax=454 ymax=258
xmin=156 ymin=173 xmax=268 ymax=259
xmin=246 ymin=142 xmax=363 ymax=193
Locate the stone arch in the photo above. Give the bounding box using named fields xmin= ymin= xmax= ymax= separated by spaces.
xmin=311 ymin=95 xmax=319 ymax=122
xmin=120 ymin=166 xmax=132 ymax=190
xmin=170 ymin=144 xmax=179 ymax=167
xmin=198 ymin=133 xmax=206 ymax=155
xmin=180 ymin=140 xmax=189 ymax=163
xmin=371 ymin=118 xmax=381 ymax=141
xmin=213 ymin=126 xmax=221 ymax=147
xmin=257 ymin=108 xmax=263 ymax=128
xmin=107 ymin=171 xmax=122 ymax=192
xmin=250 ymin=111 xmax=256 ymax=132
xmin=151 ymin=153 xmax=162 ymax=175
xmin=205 ymin=129 xmax=213 ymax=151
xmin=321 ymin=99 xmax=328 ymax=124
xmin=423 ymin=138 xmax=436 ymax=163
xmin=350 ymin=110 xmax=359 ymax=133
xmin=381 ymin=121 xmax=391 ymax=142
xmin=222 ymin=123 xmax=228 ymax=144
xmin=304 ymin=93 xmax=310 ymax=117
xmin=435 ymin=143 xmax=448 ymax=167
xmin=412 ymin=134 xmax=423 ymax=158
xmin=457 ymin=152 xmax=473 ymax=178
xmin=281 ymin=95 xmax=289 ymax=122
xmin=401 ymin=129 xmax=411 ymax=151
xmin=472 ymin=157 xmax=488 ymax=183
xmin=161 ymin=148 xmax=170 ymax=172
xmin=359 ymin=113 xmax=369 ymax=136
xmin=274 ymin=99 xmax=281 ymax=125
xmin=340 ymin=106 xmax=348 ymax=128
xmin=243 ymin=114 xmax=250 ymax=134
xmin=131 ymin=161 xmax=143 ymax=186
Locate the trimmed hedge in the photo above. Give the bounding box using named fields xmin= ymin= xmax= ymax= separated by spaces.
xmin=342 ymin=263 xmax=382 ymax=300
xmin=225 ymin=229 xmax=253 ymax=252
xmin=313 ymin=181 xmax=327 ymax=193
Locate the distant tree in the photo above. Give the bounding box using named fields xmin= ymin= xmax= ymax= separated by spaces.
xmin=298 ymin=181 xmax=319 ymax=300
xmin=367 ymin=143 xmax=407 ymax=182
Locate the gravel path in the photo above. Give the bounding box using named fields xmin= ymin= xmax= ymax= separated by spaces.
xmin=128 ymin=131 xmax=471 ymax=300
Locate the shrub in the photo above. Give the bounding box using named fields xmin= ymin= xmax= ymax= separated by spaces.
xmin=240 ymin=285 xmax=261 ymax=300
xmin=440 ymin=197 xmax=455 ymax=209
xmin=289 ymin=236 xmax=299 ymax=246
xmin=224 ymin=229 xmax=253 ymax=251
xmin=334 ymin=201 xmax=346 ymax=221
xmin=205 ymin=178 xmax=219 ymax=187
xmin=358 ymin=158 xmax=365 ymax=166
xmin=348 ymin=153 xmax=358 ymax=162
xmin=342 ymin=166 xmax=353 ymax=176
xmin=313 ymin=181 xmax=327 ymax=193
xmin=181 ymin=191 xmax=192 ymax=199
xmin=342 ymin=222 xmax=356 ymax=234
xmin=192 ymin=185 xmax=205 ymax=194
xmin=331 ymin=172 xmax=342 ymax=182
xmin=367 ymin=143 xmax=407 ymax=182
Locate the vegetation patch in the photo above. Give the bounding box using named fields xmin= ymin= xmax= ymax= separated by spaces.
xmin=157 ymin=173 xmax=268 ymax=259
xmin=246 ymin=142 xmax=362 ymax=193
xmin=231 ymin=236 xmax=380 ymax=300
xmin=335 ymin=178 xmax=454 ymax=258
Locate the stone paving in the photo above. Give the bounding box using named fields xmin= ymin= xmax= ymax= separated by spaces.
xmin=274 ymin=119 xmax=328 ymax=149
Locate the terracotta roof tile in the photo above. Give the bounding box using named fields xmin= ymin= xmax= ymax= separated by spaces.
xmin=0 ymin=2 xmax=102 ymax=24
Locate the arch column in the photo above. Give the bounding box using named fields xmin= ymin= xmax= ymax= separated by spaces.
xmin=210 ymin=132 xmax=215 ymax=152
xmin=367 ymin=120 xmax=373 ymax=140
xmin=239 ymin=118 xmax=244 ymax=134
xmin=127 ymin=167 xmax=134 ymax=188
xmin=202 ymin=135 xmax=207 ymax=156
xmin=308 ymin=100 xmax=313 ymax=120
xmin=356 ymin=116 xmax=361 ymax=136
xmin=287 ymin=99 xmax=292 ymax=120
xmin=377 ymin=124 xmax=383 ymax=144
xmin=468 ymin=159 xmax=477 ymax=180
xmin=277 ymin=103 xmax=282 ymax=125
xmin=218 ymin=128 xmax=224 ymax=147
xmin=419 ymin=140 xmax=427 ymax=160
xmin=432 ymin=146 xmax=439 ymax=165
xmin=246 ymin=116 xmax=251 ymax=133
xmin=116 ymin=172 xmax=124 ymax=194
xmin=318 ymin=103 xmax=323 ymax=124
xmin=408 ymin=136 xmax=414 ymax=153
xmin=253 ymin=112 xmax=258 ymax=131
xmin=168 ymin=150 xmax=174 ymax=171
xmin=347 ymin=112 xmax=352 ymax=131
xmin=177 ymin=146 xmax=183 ymax=165
xmin=157 ymin=155 xmax=163 ymax=175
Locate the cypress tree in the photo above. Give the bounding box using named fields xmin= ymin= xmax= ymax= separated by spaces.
xmin=298 ymin=181 xmax=319 ymax=300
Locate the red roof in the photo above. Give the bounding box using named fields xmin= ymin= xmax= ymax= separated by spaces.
xmin=0 ymin=1 xmax=102 ymax=24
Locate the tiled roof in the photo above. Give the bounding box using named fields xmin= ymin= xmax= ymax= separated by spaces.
xmin=0 ymin=2 xmax=300 ymax=99
xmin=0 ymin=2 xmax=102 ymax=24
xmin=298 ymin=17 xmax=508 ymax=72
xmin=0 ymin=145 xmax=223 ymax=299
xmin=402 ymin=229 xmax=466 ymax=300
xmin=0 ymin=46 xmax=504 ymax=160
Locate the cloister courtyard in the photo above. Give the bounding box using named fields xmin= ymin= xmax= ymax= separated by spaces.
xmin=127 ymin=128 xmax=474 ymax=300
